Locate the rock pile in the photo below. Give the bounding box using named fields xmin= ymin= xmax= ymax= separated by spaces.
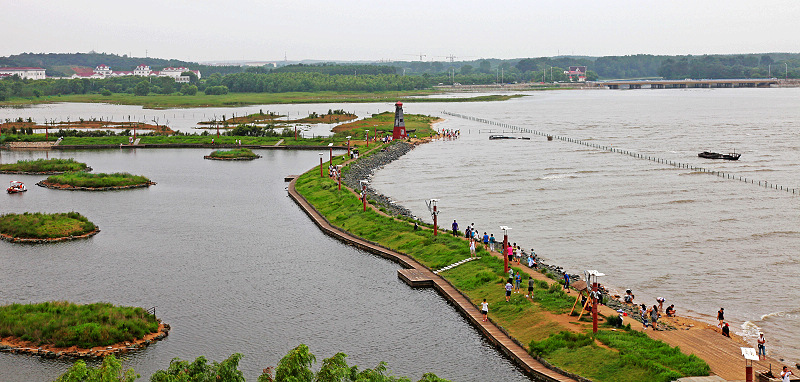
xmin=342 ymin=142 xmax=417 ymax=218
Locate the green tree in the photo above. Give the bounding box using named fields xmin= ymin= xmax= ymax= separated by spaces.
xmin=54 ymin=355 xmax=138 ymax=382
xmin=459 ymin=65 xmax=473 ymax=75
xmin=478 ymin=60 xmax=491 ymax=74
xmin=133 ymin=80 xmax=150 ymax=96
xmin=180 ymin=84 xmax=198 ymax=95
xmin=274 ymin=344 xmax=315 ymax=382
xmin=181 ymin=71 xmax=199 ymax=84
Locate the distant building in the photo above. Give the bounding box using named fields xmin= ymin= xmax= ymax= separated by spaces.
xmin=0 ymin=67 xmax=46 ymax=80
xmin=566 ymin=66 xmax=587 ymax=82
xmin=69 ymin=64 xmax=201 ymax=81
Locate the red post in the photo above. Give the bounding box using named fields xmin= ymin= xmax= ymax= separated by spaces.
xmin=592 ymin=281 xmax=599 ymax=333
xmin=503 ymin=234 xmax=509 ymax=274
xmin=362 ymin=184 xmax=367 ymax=211
xmin=745 ymin=365 xmax=752 ymax=382
xmin=338 ymin=171 xmax=341 ymax=191
xmin=433 ymin=205 xmax=438 ymax=236
xmin=366 ymin=131 xmax=369 ymax=148
xmin=134 ymin=123 xmax=137 ymax=139
xmin=320 ymin=156 xmax=324 ymax=178
xmin=329 ymin=147 xmax=333 ymax=165
xmin=294 ymin=126 xmax=297 ymax=140
xmin=347 ymin=139 xmax=351 ymax=156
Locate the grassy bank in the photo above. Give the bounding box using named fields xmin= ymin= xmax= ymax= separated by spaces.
xmin=44 ymin=172 xmax=152 ymax=188
xmin=0 ymin=212 xmax=97 ymax=239
xmin=0 ymin=91 xmax=523 ymax=109
xmin=0 ymin=158 xmax=89 ymax=173
xmin=0 ymin=301 xmax=158 ymax=349
xmin=207 ymin=148 xmax=260 ymax=159
xmin=294 ymin=142 xmax=709 ymax=382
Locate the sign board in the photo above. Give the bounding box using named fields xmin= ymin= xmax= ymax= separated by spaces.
xmin=741 ymin=347 xmax=759 ymax=361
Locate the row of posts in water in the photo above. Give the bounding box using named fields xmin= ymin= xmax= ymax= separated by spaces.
xmin=442 ymin=111 xmax=797 ymax=195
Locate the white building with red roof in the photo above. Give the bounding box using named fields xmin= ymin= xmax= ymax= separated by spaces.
xmin=0 ymin=67 xmax=46 ymax=80
xmin=69 ymin=64 xmax=201 ymax=81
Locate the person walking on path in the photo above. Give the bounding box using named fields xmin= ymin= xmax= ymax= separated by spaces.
xmin=527 ymin=277 xmax=535 ymax=299
xmin=757 ymin=332 xmax=766 ymax=360
xmin=717 ymin=308 xmax=725 ymax=327
xmin=469 ymin=239 xmax=476 ymax=257
xmin=505 ymin=280 xmax=513 ymax=302
xmin=781 ymin=366 xmax=793 ymax=382
xmin=489 ymin=234 xmax=495 ymax=252
xmin=480 ymin=299 xmax=489 ymax=322
xmin=514 ymin=272 xmax=522 ymax=293
xmin=452 ymin=220 xmax=458 ymax=236
xmin=483 ymin=232 xmax=489 ymax=251
xmin=563 ymin=273 xmax=570 ymax=292
xmin=506 ymin=244 xmax=514 ymax=263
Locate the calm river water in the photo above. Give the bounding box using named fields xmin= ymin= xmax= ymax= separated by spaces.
xmin=1 ymin=88 xmax=799 ymax=379
xmin=0 ymin=149 xmax=528 ymax=381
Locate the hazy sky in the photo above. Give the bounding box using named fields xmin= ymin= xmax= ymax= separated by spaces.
xmin=3 ymin=0 xmax=799 ymax=63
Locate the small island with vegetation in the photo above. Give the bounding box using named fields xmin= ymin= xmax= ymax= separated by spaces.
xmin=0 ymin=212 xmax=99 ymax=243
xmin=204 ymin=148 xmax=262 ymax=160
xmin=0 ymin=301 xmax=169 ymax=359
xmin=37 ymin=171 xmax=156 ymax=190
xmin=0 ymin=158 xmax=91 ymax=175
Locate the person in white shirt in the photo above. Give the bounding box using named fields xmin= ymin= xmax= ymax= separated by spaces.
xmin=480 ymin=299 xmax=489 ymax=322
xmin=781 ymin=366 xmax=793 ymax=382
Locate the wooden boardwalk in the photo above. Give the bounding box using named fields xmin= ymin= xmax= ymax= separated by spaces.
xmin=288 ymin=177 xmax=577 ymax=382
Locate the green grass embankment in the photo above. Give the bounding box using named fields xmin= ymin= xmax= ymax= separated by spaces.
xmin=0 ymin=301 xmax=158 ymax=349
xmin=294 ymin=142 xmax=709 ymax=382
xmin=43 ymin=172 xmax=152 ymax=188
xmin=0 ymin=158 xmax=89 ymax=173
xmin=0 ymin=91 xmax=522 ymax=109
xmin=0 ymin=212 xmax=97 ymax=239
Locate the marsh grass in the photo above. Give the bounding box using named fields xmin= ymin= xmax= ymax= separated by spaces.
xmin=0 ymin=158 xmax=88 ymax=173
xmin=45 ymin=172 xmax=151 ymax=188
xmin=208 ymin=148 xmax=259 ymax=158
xmin=0 ymin=301 xmax=158 ymax=349
xmin=0 ymin=212 xmax=96 ymax=239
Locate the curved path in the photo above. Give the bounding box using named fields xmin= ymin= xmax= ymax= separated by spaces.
xmin=288 ymin=176 xmax=577 ymax=382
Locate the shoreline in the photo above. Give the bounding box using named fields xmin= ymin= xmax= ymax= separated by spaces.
xmin=0 ymin=166 xmax=92 ymax=175
xmin=0 ymin=228 xmax=100 ymax=243
xmin=36 ymin=180 xmax=156 ymax=191
xmin=0 ymin=322 xmax=170 ymax=360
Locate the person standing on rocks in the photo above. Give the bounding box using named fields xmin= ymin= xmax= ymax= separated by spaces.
xmin=717 ymin=308 xmax=725 ymax=327
xmin=781 ymin=366 xmax=793 ymax=382
xmin=563 ymin=273 xmax=570 ymax=292
xmin=656 ymin=297 xmax=665 ymax=312
xmin=757 ymin=332 xmax=766 ymax=360
xmin=650 ymin=305 xmax=660 ymax=331
xmin=452 ymin=220 xmax=458 ymax=236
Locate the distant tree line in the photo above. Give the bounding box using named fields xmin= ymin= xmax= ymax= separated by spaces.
xmin=272 ymin=63 xmax=398 ymax=75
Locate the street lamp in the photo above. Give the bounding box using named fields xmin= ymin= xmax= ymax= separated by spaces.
xmin=427 ymin=199 xmax=439 ymax=236
xmin=328 ymin=142 xmax=333 ymax=165
xmin=365 ymin=130 xmax=370 ymax=148
xmin=500 ymin=226 xmax=511 ymax=274
xmin=337 ymin=165 xmax=342 ymax=191
xmin=319 ymin=153 xmax=324 ymax=178
xmin=359 ymin=180 xmax=368 ymax=211
xmin=346 ymin=136 xmax=352 ymax=157
xmin=584 ymin=270 xmax=605 ymax=333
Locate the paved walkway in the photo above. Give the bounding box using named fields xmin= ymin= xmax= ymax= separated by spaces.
xmin=288 ymin=177 xmax=577 ymax=382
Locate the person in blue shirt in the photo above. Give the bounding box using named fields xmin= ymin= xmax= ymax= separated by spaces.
xmin=452 ymin=220 xmax=458 ymax=236
xmin=563 ymin=273 xmax=570 ymax=292
xmin=489 ymin=234 xmax=496 ymax=252
xmin=482 ymin=232 xmax=489 ymax=250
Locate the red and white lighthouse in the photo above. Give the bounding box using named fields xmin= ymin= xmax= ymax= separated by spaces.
xmin=393 ymin=101 xmax=406 ymax=140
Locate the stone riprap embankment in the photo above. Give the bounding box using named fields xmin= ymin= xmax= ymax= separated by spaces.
xmin=342 ymin=142 xmax=416 ymax=218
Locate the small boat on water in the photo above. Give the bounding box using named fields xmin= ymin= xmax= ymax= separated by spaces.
xmin=489 ymin=135 xmax=530 ymax=140
xmin=7 ymin=181 xmax=27 ymax=194
xmin=698 ymin=151 xmax=741 ymax=161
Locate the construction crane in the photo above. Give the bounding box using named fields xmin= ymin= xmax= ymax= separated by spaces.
xmin=435 ymin=54 xmax=476 ymax=63
xmin=403 ymin=53 xmax=427 ymax=61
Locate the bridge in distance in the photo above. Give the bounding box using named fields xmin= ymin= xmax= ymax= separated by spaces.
xmin=592 ymin=78 xmax=779 ymax=89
